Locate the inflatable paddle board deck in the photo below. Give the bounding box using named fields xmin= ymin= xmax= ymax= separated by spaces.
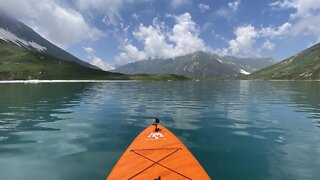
xmin=107 ymin=125 xmax=210 ymax=179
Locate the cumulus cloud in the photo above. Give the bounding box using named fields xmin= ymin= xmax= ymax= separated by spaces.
xmin=227 ymin=22 xmax=293 ymax=56
xmin=222 ymin=0 xmax=320 ymax=56
xmin=260 ymin=22 xmax=292 ymax=38
xmin=270 ymin=0 xmax=320 ymax=41
xmin=117 ymin=11 xmax=287 ymax=60
xmin=228 ymin=25 xmax=258 ymax=56
xmin=169 ymin=13 xmax=207 ymax=55
xmin=270 ymin=0 xmax=320 ymax=18
xmin=0 ymin=0 xmax=104 ymax=48
xmin=83 ymin=47 xmax=114 ymax=70
xmin=116 ymin=13 xmax=207 ymax=63
xmin=213 ymin=48 xmax=229 ymax=56
xmin=115 ymin=41 xmax=147 ymax=63
xmin=198 ymin=3 xmax=210 ymax=13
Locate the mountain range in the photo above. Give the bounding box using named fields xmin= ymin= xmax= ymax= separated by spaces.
xmin=113 ymin=51 xmax=275 ymax=79
xmin=1 ymin=12 xmax=319 ymax=81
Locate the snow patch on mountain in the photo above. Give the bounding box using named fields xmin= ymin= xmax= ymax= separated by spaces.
xmin=217 ymin=59 xmax=224 ymax=63
xmin=0 ymin=28 xmax=46 ymax=51
xmin=28 ymin=41 xmax=47 ymax=51
xmin=240 ymin=69 xmax=250 ymax=75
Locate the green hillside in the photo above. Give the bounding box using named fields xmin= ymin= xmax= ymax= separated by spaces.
xmin=0 ymin=42 xmax=188 ymax=81
xmin=244 ymin=43 xmax=320 ymax=80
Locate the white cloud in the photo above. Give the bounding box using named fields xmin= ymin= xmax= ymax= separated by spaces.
xmin=75 ymin=0 xmax=190 ymax=24
xmin=228 ymin=1 xmax=241 ymax=11
xmin=212 ymin=30 xmax=228 ymax=43
xmin=292 ymin=15 xmax=320 ymax=42
xmin=270 ymin=0 xmax=320 ymax=18
xmin=198 ymin=3 xmax=210 ymax=13
xmin=83 ymin=47 xmax=114 ymax=70
xmin=83 ymin=47 xmax=95 ymax=54
xmin=116 ymin=13 xmax=207 ymax=63
xmin=169 ymin=13 xmax=207 ymax=56
xmin=228 ymin=25 xmax=258 ymax=56
xmin=227 ymin=22 xmax=292 ymax=56
xmin=76 ymin=0 xmax=124 ymax=13
xmin=0 ymin=0 xmax=104 ymax=48
xmin=133 ymin=21 xmax=173 ymax=58
xmin=216 ymin=8 xmax=229 ymax=18
xmin=217 ymin=0 xmax=241 ymax=18
xmin=260 ymin=22 xmax=292 ymax=38
xmin=89 ymin=56 xmax=114 ymax=71
xmin=262 ymin=40 xmax=275 ymax=50
xmin=202 ymin=22 xmax=213 ymax=32
xmin=115 ymin=41 xmax=147 ymax=63
xmin=225 ymin=0 xmax=320 ymax=56
xmin=270 ymin=0 xmax=320 ymax=41
xmin=213 ymin=48 xmax=229 ymax=56
xmin=76 ymin=0 xmax=125 ymax=26
xmin=131 ymin=13 xmax=139 ymax=20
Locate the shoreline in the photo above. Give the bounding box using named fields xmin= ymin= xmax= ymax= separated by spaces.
xmin=0 ymin=80 xmax=139 ymax=84
xmin=0 ymin=79 xmax=319 ymax=84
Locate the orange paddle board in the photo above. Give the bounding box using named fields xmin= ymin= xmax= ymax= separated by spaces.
xmin=107 ymin=125 xmax=211 ymax=179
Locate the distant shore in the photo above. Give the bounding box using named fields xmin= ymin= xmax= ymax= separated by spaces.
xmin=1 ymin=79 xmax=319 ymax=84
xmin=0 ymin=80 xmax=139 ymax=84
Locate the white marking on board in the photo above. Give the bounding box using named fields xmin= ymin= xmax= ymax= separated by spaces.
xmin=147 ymin=132 xmax=164 ymax=140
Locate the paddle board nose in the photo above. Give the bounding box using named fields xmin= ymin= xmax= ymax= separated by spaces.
xmin=107 ymin=125 xmax=211 ymax=179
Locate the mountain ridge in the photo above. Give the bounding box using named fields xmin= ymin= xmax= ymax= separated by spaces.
xmin=0 ymin=41 xmax=188 ymax=80
xmin=0 ymin=12 xmax=97 ymax=69
xmin=244 ymin=42 xmax=320 ymax=80
xmin=113 ymin=51 xmax=276 ymax=79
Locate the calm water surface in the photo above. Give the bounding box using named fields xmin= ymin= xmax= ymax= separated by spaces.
xmin=0 ymin=81 xmax=320 ymax=180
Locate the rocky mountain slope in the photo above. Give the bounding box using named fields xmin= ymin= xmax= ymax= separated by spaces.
xmin=113 ymin=51 xmax=275 ymax=79
xmin=0 ymin=12 xmax=96 ymax=69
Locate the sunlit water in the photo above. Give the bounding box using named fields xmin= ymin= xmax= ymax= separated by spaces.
xmin=0 ymin=81 xmax=320 ymax=180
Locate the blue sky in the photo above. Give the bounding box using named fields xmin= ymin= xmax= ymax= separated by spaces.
xmin=1 ymin=0 xmax=320 ymax=70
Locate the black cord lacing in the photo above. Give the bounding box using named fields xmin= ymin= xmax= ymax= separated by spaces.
xmin=128 ymin=148 xmax=192 ymax=180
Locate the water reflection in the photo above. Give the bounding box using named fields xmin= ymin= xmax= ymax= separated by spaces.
xmin=0 ymin=81 xmax=320 ymax=180
xmin=260 ymin=81 xmax=320 ymax=179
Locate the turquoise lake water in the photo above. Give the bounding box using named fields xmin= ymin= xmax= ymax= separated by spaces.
xmin=0 ymin=81 xmax=320 ymax=179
